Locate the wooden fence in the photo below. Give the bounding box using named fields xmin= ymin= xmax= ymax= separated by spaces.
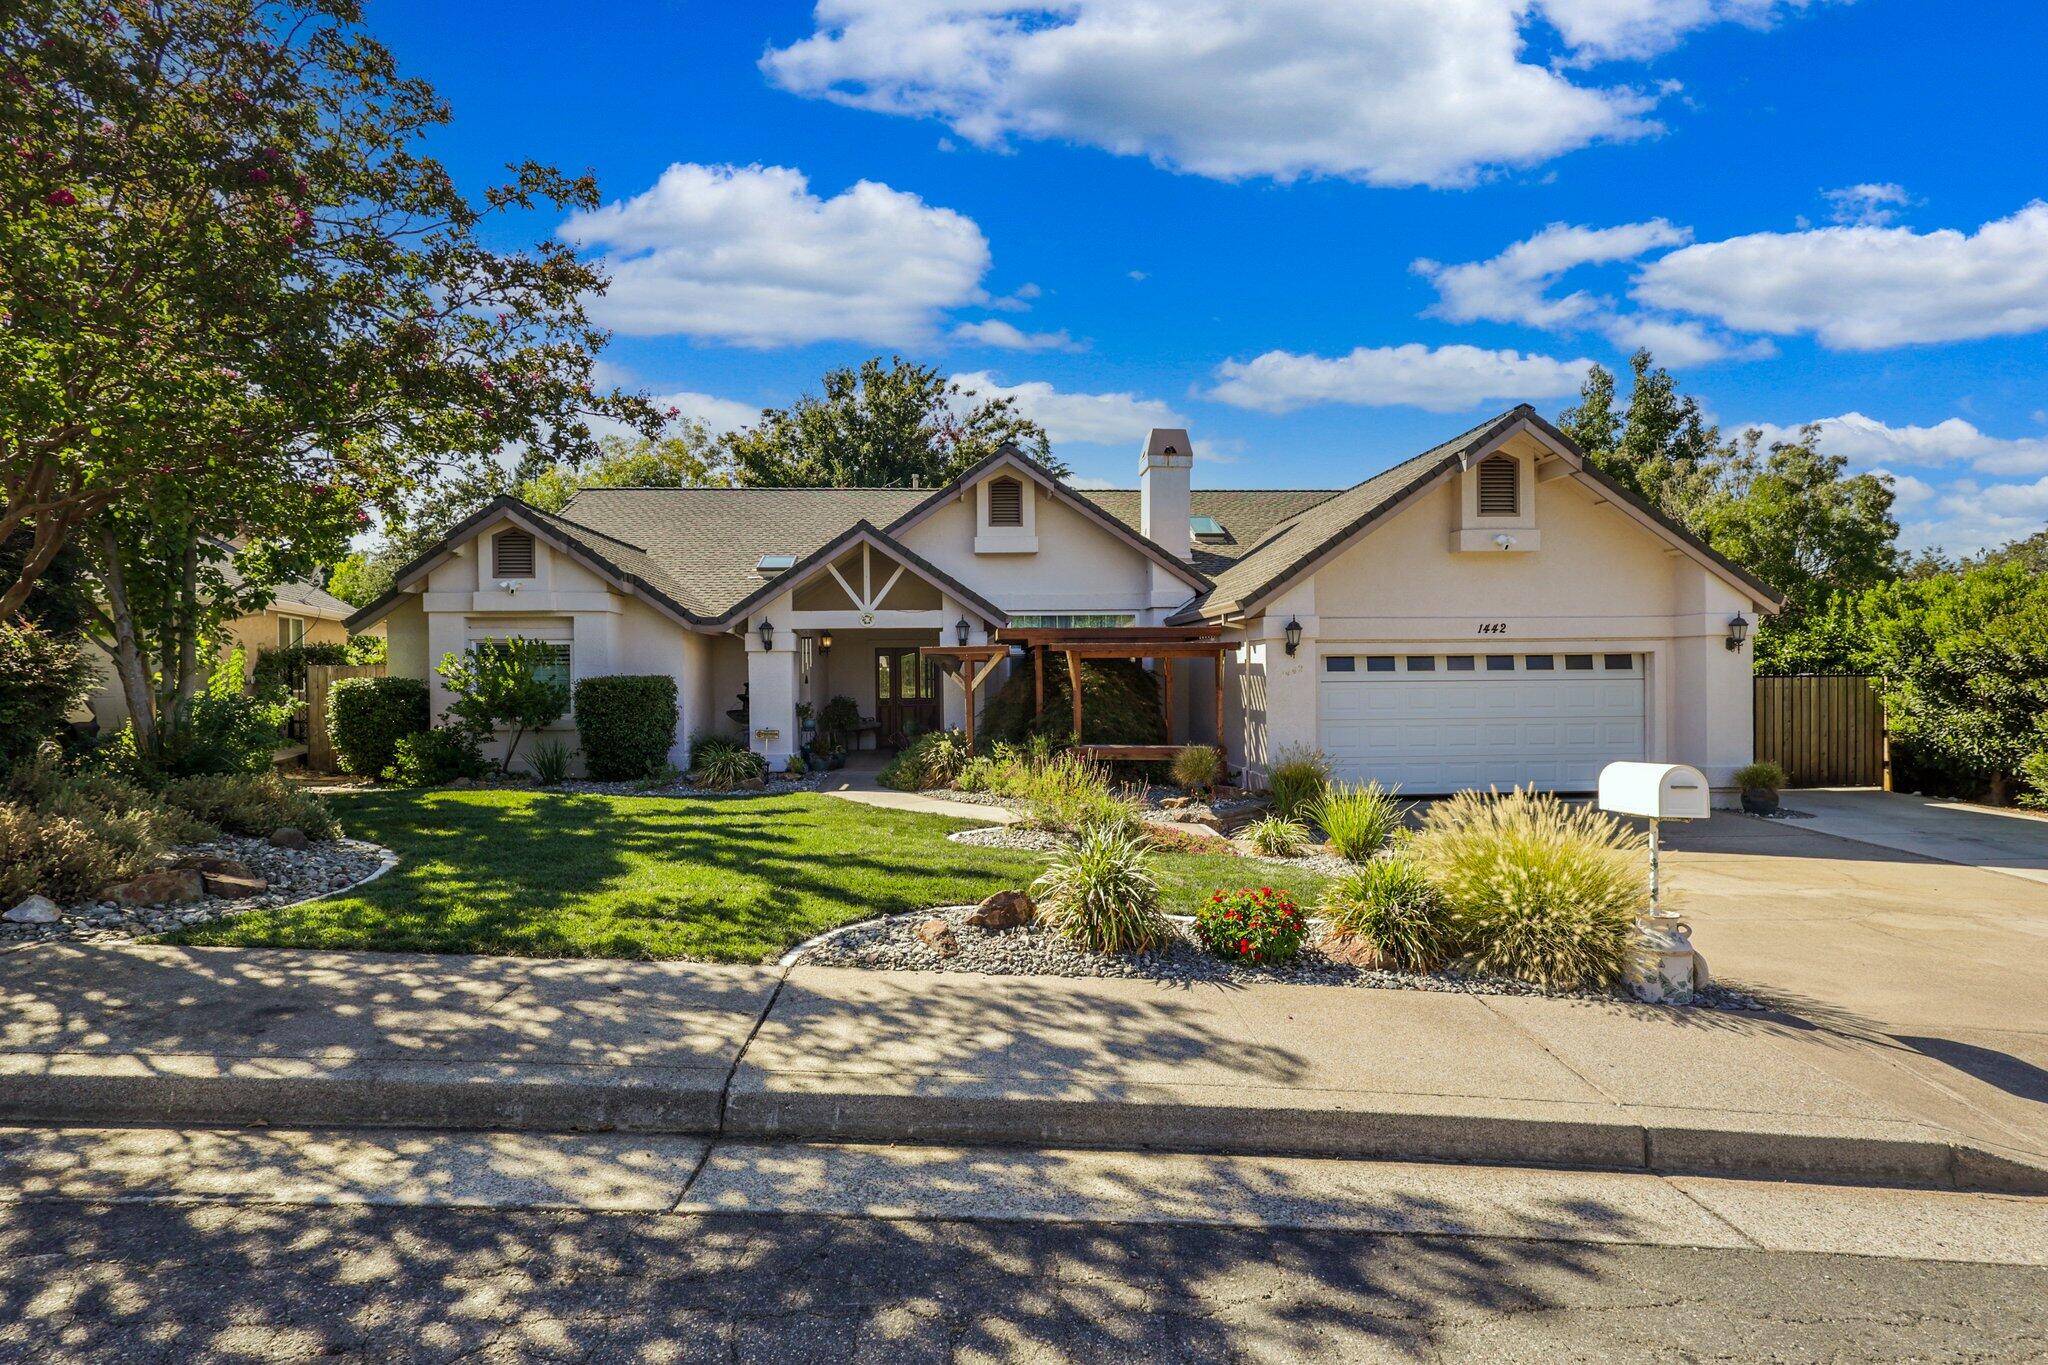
xmin=304 ymin=661 xmax=386 ymax=773
xmin=1753 ymin=673 xmax=1888 ymax=789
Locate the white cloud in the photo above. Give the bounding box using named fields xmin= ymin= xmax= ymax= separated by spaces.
xmin=1823 ymin=182 xmax=1909 ymax=227
xmin=652 ymin=390 xmax=761 ymax=434
xmin=951 ymin=319 xmax=1083 ymax=352
xmin=952 ymin=371 xmax=1185 ymax=446
xmin=764 ymin=1 xmax=1667 ymax=188
xmin=1208 ymin=343 xmax=1593 ymax=414
xmin=1540 ymin=0 xmax=1826 ymax=61
xmin=1903 ymin=476 xmax=2048 ymax=554
xmin=1743 ymin=413 xmax=2048 ymax=477
xmin=559 ymin=163 xmax=991 ymax=347
xmin=1632 ymin=203 xmax=2048 ymax=350
xmin=1416 ymin=220 xmax=1770 ymax=364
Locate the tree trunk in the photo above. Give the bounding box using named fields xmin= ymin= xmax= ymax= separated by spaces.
xmin=94 ymin=525 xmax=157 ymax=751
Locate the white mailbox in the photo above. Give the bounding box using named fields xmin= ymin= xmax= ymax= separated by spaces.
xmin=1597 ymin=762 xmax=1711 ymax=822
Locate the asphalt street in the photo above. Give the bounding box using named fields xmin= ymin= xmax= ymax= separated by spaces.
xmin=3 ymin=1197 xmax=2044 ymax=1362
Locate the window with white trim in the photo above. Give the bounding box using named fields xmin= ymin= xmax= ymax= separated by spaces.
xmin=493 ymin=529 xmax=536 ymax=578
xmin=277 ymin=615 xmax=307 ymax=649
xmin=1008 ymin=613 xmax=1137 ymax=629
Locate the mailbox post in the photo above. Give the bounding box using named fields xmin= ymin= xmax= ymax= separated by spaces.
xmin=1598 ymin=762 xmax=1712 ymax=1004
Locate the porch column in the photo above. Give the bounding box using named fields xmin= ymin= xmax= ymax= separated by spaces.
xmin=745 ymin=620 xmax=801 ymax=771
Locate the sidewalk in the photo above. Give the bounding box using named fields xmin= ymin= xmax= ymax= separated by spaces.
xmin=2 ymin=942 xmax=2043 ymax=1192
xmin=816 ymin=751 xmax=1018 ymax=824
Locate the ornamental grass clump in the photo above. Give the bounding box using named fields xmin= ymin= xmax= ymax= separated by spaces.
xmin=1031 ymin=822 xmax=1167 ymax=953
xmin=1323 ymin=856 xmax=1452 ymax=972
xmin=1407 ymin=788 xmax=1646 ymax=990
xmin=1241 ymin=815 xmax=1312 ymax=858
xmin=1194 ymin=885 xmax=1307 ymax=967
xmin=1308 ymin=780 xmax=1404 ymax=861
xmin=878 ymin=728 xmax=972 ymax=791
xmin=1021 ymin=753 xmax=1141 ymax=836
xmin=692 ymin=741 xmax=767 ymax=791
xmin=1169 ymin=743 xmax=1223 ymax=793
xmin=1265 ymin=745 xmax=1331 ymax=820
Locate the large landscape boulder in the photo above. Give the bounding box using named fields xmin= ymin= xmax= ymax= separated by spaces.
xmin=4 ymin=895 xmax=62 ymax=925
xmin=102 ymin=869 xmax=204 ymax=906
xmin=966 ymin=889 xmax=1035 ymax=930
xmin=268 ymin=827 xmax=311 ymax=850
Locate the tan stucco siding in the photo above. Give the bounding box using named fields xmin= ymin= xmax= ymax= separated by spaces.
xmin=897 ymin=488 xmax=1163 ymax=619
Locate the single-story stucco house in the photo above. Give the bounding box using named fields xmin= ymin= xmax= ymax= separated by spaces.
xmin=345 ymin=405 xmax=1781 ymax=792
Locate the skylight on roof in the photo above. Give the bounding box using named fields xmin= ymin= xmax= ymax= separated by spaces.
xmin=1189 ymin=515 xmax=1227 ymax=541
xmin=755 ymin=553 xmax=797 ymax=574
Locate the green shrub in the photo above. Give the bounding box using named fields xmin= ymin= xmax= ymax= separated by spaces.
xmin=1169 ymin=743 xmax=1223 ymax=792
xmin=251 ymin=642 xmax=350 ymax=693
xmin=1408 ymin=789 xmax=1645 ymax=990
xmin=955 ymin=755 xmax=1001 ymax=792
xmin=573 ymin=675 xmax=678 ymax=780
xmin=153 ymin=649 xmax=297 ymax=777
xmin=1241 ymin=815 xmax=1311 ymax=858
xmin=161 ymin=771 xmax=340 ymax=841
xmin=0 ymin=801 xmax=151 ymax=904
xmin=879 ymin=728 xmax=972 ymax=791
xmin=1733 ymin=761 xmax=1787 ymax=793
xmin=1309 ymin=781 xmax=1404 ymax=861
xmin=818 ymin=695 xmax=862 ymax=747
xmin=1031 ymin=822 xmax=1167 ymax=953
xmin=1266 ymin=745 xmax=1331 ymax=820
xmin=1323 ymin=857 xmax=1451 ymax=972
xmin=693 ymin=743 xmax=767 ymax=790
xmin=528 ymin=739 xmax=572 ymax=786
xmin=328 ymin=676 xmax=428 ymax=777
xmin=437 ymin=637 xmax=570 ymax=772
xmin=1019 ymin=753 xmax=1141 ymax=835
xmin=2021 ymin=751 xmax=2048 ymax=811
xmin=1194 ymin=885 xmax=1307 ymax=966
xmin=978 ymin=657 xmax=1164 ymax=747
xmin=0 ymin=621 xmax=95 ymax=773
xmin=7 ymin=748 xmax=212 ymax=846
xmin=689 ymin=731 xmax=745 ymax=762
xmin=388 ymin=726 xmax=488 ymax=787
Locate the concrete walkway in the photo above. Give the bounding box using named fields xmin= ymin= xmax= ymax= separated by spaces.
xmin=1783 ymin=788 xmax=2048 ymax=886
xmin=816 ymin=750 xmax=1018 ymax=823
xmin=3 ymin=941 xmax=2042 ymax=1192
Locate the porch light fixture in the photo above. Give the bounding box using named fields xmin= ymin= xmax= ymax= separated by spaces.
xmin=1284 ymin=617 xmax=1302 ymax=656
xmin=955 ymin=617 xmax=971 ymax=646
xmin=757 ymin=620 xmax=775 ymax=652
xmin=818 ymin=631 xmax=833 ymax=652
xmin=1725 ymin=613 xmax=1750 ymax=652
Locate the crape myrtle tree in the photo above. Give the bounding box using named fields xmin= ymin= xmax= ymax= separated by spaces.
xmin=0 ymin=0 xmax=658 ymax=754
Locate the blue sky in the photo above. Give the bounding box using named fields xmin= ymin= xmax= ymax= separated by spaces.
xmin=368 ymin=1 xmax=2048 ymax=553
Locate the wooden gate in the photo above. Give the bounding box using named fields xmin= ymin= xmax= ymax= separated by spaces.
xmin=1753 ymin=674 xmax=1888 ymax=788
xmin=305 ymin=662 xmax=386 ymax=773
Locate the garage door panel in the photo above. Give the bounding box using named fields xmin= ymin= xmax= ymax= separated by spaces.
xmin=1318 ymin=653 xmax=1644 ymax=793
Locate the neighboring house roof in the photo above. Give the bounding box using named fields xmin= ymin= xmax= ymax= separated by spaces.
xmin=208 ymin=543 xmax=356 ymax=621
xmin=1168 ymin=405 xmax=1785 ymax=621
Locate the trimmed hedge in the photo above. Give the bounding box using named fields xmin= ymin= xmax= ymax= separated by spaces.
xmin=977 ymin=657 xmax=1165 ymax=747
xmin=327 ymin=676 xmax=428 ymax=778
xmin=573 ymin=675 xmax=678 ymax=780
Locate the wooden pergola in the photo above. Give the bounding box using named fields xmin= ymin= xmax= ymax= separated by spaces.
xmin=924 ymin=624 xmax=1231 ymax=764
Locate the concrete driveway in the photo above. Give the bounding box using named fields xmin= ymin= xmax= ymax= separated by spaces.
xmin=1664 ymin=804 xmax=2048 ymax=1166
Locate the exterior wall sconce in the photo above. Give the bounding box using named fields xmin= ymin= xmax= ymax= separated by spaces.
xmin=956 ymin=618 xmax=971 ymax=646
xmin=1725 ymin=613 xmax=1749 ymax=652
xmin=758 ymin=620 xmax=775 ymax=652
xmin=1284 ymin=617 xmax=1302 ymax=656
xmin=818 ymin=631 xmax=833 ymax=652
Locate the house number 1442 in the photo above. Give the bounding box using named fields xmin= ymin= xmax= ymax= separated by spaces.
xmin=1475 ymin=622 xmax=1508 ymax=634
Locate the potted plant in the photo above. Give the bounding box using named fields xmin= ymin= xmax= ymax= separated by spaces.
xmin=1734 ymin=761 xmax=1787 ymax=815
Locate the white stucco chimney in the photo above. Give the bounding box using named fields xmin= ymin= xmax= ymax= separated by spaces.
xmin=1140 ymin=427 xmax=1193 ymax=560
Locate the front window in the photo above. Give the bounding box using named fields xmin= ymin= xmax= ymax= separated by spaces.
xmin=277 ymin=615 xmax=307 ymax=649
xmin=1008 ymin=613 xmax=1138 ymax=629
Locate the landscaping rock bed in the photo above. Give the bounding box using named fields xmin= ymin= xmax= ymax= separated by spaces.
xmin=799 ymin=904 xmax=1769 ymax=1011
xmin=947 ymin=826 xmax=1067 ymax=853
xmin=1 ymin=835 xmax=392 ymax=949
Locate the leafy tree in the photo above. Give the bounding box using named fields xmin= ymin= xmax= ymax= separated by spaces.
xmin=725 ymin=357 xmax=1060 ymax=488
xmin=1560 ymin=351 xmax=1723 ymax=524
xmin=1835 ymin=563 xmax=2048 ymax=803
xmin=1 ymin=0 xmax=657 ymax=752
xmin=517 ymin=424 xmax=730 ymax=513
xmin=0 ymin=619 xmax=95 ymax=769
xmin=324 ymin=551 xmax=394 ymax=608
xmin=437 ymin=637 xmax=569 ymax=773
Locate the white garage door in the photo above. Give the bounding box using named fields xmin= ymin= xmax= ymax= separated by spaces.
xmin=1318 ymin=650 xmax=1644 ymax=793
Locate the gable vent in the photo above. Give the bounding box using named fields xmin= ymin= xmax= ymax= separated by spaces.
xmin=492 ymin=529 xmax=536 ymax=578
xmin=987 ymin=477 xmax=1024 ymax=527
xmin=1477 ymin=455 xmax=1519 ymax=517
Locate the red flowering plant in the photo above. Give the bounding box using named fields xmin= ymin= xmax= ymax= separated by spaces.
xmin=1193 ymin=886 xmax=1307 ymax=967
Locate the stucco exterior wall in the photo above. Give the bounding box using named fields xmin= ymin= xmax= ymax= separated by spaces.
xmin=897 ymin=485 xmax=1165 ymax=619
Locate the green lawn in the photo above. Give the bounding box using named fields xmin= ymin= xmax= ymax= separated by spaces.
xmin=167 ymin=790 xmax=1337 ymax=962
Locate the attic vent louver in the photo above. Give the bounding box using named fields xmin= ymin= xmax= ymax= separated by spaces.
xmin=987 ymin=477 xmax=1023 ymax=527
xmin=493 ymin=529 xmax=535 ymax=578
xmin=1477 ymin=455 xmax=1519 ymax=517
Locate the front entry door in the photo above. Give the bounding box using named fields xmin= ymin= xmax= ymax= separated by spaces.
xmin=876 ymin=647 xmax=940 ymax=744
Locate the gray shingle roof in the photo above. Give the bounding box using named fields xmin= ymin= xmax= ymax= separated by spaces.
xmin=1076 ymin=489 xmax=1341 ymax=577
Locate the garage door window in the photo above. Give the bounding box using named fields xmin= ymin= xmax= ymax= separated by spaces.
xmin=1525 ymin=655 xmax=1555 ymax=670
xmin=1324 ymin=656 xmax=1355 ymax=673
xmin=1446 ymin=655 xmax=1475 ymax=671
xmin=1365 ymin=656 xmax=1396 ymax=673
xmin=1604 ymin=653 xmax=1634 ymax=671
xmin=1405 ymin=656 xmax=1435 ymax=671
xmin=1486 ymin=655 xmax=1515 ymax=671
xmin=1565 ymin=654 xmax=1594 ymax=670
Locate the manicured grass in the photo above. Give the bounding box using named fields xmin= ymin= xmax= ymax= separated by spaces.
xmin=167 ymin=790 xmax=1336 ymax=963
